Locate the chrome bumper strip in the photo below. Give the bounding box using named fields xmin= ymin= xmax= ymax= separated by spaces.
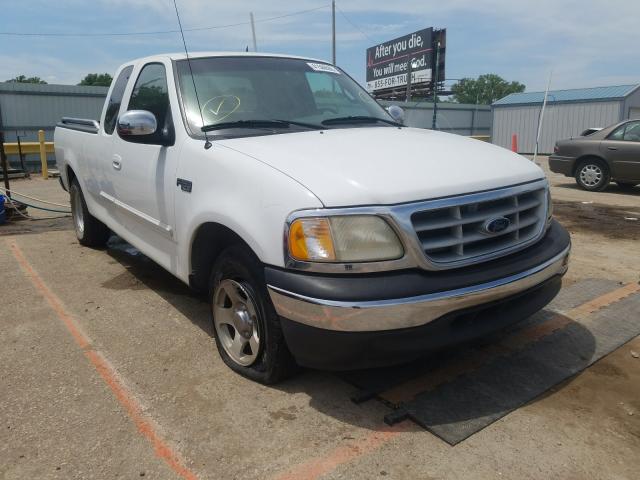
xmin=267 ymin=245 xmax=570 ymax=332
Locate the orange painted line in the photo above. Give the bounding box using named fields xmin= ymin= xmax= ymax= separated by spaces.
xmin=273 ymin=425 xmax=406 ymax=480
xmin=381 ymin=282 xmax=640 ymax=406
xmin=569 ymin=282 xmax=640 ymax=320
xmin=500 ymin=313 xmax=572 ymax=350
xmin=7 ymin=242 xmax=90 ymax=350
xmin=85 ymin=350 xmax=197 ymax=480
xmin=6 ymin=239 xmax=198 ymax=480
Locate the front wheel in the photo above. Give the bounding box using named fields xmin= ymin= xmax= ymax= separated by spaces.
xmin=575 ymin=158 xmax=610 ymax=191
xmin=209 ymin=245 xmax=297 ymax=384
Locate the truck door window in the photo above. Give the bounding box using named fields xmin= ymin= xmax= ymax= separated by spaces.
xmin=128 ymin=63 xmax=170 ymax=127
xmin=104 ymin=65 xmax=133 ymax=135
xmin=125 ymin=63 xmax=174 ymax=145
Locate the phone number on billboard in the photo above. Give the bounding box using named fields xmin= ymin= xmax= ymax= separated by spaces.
xmin=370 ymin=75 xmax=407 ymax=90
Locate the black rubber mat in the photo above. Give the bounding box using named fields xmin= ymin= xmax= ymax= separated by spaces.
xmin=340 ymin=279 xmax=621 ymax=401
xmin=337 ymin=279 xmax=638 ymax=444
xmin=383 ymin=287 xmax=639 ymax=445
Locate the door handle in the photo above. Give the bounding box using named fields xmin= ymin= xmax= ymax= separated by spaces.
xmin=607 ymin=146 xmax=618 ymax=151
xmin=112 ymin=155 xmax=122 ymax=170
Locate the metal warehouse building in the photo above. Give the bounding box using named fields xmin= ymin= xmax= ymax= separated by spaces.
xmin=491 ymin=84 xmax=640 ymax=154
xmin=0 ymin=82 xmax=108 ymax=169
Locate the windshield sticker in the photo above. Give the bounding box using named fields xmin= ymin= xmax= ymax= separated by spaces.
xmin=202 ymin=95 xmax=241 ymax=124
xmin=307 ymin=62 xmax=341 ymax=74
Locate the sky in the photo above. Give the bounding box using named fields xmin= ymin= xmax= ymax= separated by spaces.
xmin=1 ymin=0 xmax=639 ymax=92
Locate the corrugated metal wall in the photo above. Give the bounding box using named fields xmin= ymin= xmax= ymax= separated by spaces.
xmin=492 ymin=101 xmax=623 ymax=154
xmin=0 ymin=82 xmax=108 ymax=170
xmin=379 ymin=101 xmax=491 ymax=136
xmin=623 ymin=87 xmax=640 ymax=119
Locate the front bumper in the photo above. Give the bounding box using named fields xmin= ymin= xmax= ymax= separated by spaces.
xmin=266 ymin=220 xmax=571 ymax=369
xmin=279 ymin=276 xmax=563 ymax=370
xmin=549 ymin=155 xmax=575 ymax=176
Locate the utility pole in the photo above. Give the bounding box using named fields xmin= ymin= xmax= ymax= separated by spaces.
xmin=431 ymin=40 xmax=441 ymax=130
xmin=250 ymin=12 xmax=257 ymax=52
xmin=331 ymin=0 xmax=336 ymax=65
xmin=405 ymin=59 xmax=413 ymax=103
xmin=534 ymin=70 xmax=553 ymax=163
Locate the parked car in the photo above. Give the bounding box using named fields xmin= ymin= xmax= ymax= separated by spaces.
xmin=550 ymin=119 xmax=640 ymax=191
xmin=55 ymin=53 xmax=571 ymax=384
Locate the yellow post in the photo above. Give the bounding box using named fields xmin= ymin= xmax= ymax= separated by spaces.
xmin=38 ymin=130 xmax=48 ymax=179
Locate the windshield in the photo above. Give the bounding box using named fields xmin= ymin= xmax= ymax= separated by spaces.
xmin=175 ymin=56 xmax=393 ymax=137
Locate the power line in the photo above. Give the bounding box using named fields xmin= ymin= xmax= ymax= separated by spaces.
xmin=334 ymin=4 xmax=375 ymax=42
xmin=0 ymin=4 xmax=331 ymax=37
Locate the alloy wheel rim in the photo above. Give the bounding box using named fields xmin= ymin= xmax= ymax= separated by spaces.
xmin=580 ymin=164 xmax=602 ymax=187
xmin=213 ymin=279 xmax=260 ymax=367
xmin=72 ymin=189 xmax=85 ymax=236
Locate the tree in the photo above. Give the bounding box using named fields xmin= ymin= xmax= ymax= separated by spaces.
xmin=451 ymin=74 xmax=525 ymax=104
xmin=78 ymin=73 xmax=113 ymax=87
xmin=6 ymin=75 xmax=47 ymax=84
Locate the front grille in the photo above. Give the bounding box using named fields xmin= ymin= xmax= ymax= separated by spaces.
xmin=411 ymin=186 xmax=547 ymax=265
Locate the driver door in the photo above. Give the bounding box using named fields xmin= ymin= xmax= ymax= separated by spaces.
xmin=107 ymin=61 xmax=179 ymax=271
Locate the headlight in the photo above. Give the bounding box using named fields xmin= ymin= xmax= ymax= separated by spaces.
xmin=288 ymin=215 xmax=404 ymax=263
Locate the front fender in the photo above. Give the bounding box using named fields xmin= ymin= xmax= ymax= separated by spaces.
xmin=174 ymin=141 xmax=323 ymax=282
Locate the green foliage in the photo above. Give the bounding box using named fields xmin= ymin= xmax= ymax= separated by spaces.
xmin=78 ymin=73 xmax=113 ymax=87
xmin=6 ymin=75 xmax=47 ymax=84
xmin=451 ymin=74 xmax=525 ymax=104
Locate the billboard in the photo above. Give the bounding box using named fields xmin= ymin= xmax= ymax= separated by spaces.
xmin=366 ymin=28 xmax=444 ymax=94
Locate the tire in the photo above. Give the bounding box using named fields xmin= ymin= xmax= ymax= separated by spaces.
xmin=575 ymin=158 xmax=610 ymax=191
xmin=209 ymin=245 xmax=298 ymax=384
xmin=616 ymin=181 xmax=638 ymax=191
xmin=70 ymin=179 xmax=111 ymax=247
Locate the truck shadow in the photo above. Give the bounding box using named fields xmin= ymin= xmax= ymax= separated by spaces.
xmin=105 ymin=236 xmax=212 ymax=335
xmin=103 ymin=235 xmax=597 ymax=438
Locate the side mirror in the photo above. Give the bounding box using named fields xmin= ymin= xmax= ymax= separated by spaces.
xmin=386 ymin=105 xmax=405 ymax=124
xmin=117 ymin=110 xmax=157 ymax=137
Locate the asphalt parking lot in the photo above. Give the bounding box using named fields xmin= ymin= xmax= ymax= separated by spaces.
xmin=1 ymin=157 xmax=639 ymax=479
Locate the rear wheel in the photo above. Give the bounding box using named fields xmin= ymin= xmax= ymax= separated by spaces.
xmin=616 ymin=181 xmax=638 ymax=190
xmin=70 ymin=179 xmax=110 ymax=247
xmin=209 ymin=245 xmax=297 ymax=384
xmin=575 ymin=158 xmax=610 ymax=191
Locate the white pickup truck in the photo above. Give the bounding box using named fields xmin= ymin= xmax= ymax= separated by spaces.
xmin=55 ymin=52 xmax=570 ymax=383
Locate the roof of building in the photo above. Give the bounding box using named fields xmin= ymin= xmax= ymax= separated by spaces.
xmin=0 ymin=82 xmax=109 ymax=95
xmin=493 ymin=84 xmax=640 ymax=106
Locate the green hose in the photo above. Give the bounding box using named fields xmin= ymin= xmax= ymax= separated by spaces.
xmin=6 ymin=197 xmax=70 ymax=214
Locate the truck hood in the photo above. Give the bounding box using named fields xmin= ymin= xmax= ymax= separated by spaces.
xmin=221 ymin=127 xmax=545 ymax=207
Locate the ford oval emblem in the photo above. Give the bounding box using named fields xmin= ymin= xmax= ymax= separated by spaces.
xmin=482 ymin=216 xmax=511 ymax=234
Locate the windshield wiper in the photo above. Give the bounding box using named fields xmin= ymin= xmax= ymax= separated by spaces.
xmin=201 ymin=119 xmax=322 ymax=133
xmin=271 ymin=119 xmax=324 ymax=130
xmin=321 ymin=116 xmax=401 ymax=127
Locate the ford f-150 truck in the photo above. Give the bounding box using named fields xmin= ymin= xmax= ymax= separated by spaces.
xmin=55 ymin=53 xmax=571 ymax=384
